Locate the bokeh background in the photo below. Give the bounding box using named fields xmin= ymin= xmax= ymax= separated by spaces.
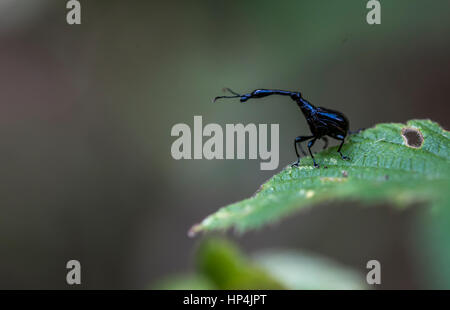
xmin=0 ymin=0 xmax=449 ymax=289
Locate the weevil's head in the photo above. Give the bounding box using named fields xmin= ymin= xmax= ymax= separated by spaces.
xmin=240 ymin=95 xmax=250 ymax=102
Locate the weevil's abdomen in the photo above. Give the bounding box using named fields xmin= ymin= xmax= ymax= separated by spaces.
xmin=311 ymin=107 xmax=349 ymax=138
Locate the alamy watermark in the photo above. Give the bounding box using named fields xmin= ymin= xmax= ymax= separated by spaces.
xmin=366 ymin=259 xmax=381 ymax=285
xmin=66 ymin=260 xmax=81 ymax=285
xmin=66 ymin=0 xmax=81 ymax=25
xmin=171 ymin=116 xmax=279 ymax=170
xmin=65 ymin=1 xmax=380 ymax=26
xmin=366 ymin=0 xmax=381 ymax=25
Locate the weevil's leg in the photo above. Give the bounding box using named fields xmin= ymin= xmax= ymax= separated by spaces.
xmin=307 ymin=138 xmax=319 ymax=167
xmin=296 ymin=138 xmax=308 ymax=156
xmin=322 ymin=136 xmax=329 ymax=149
xmin=336 ymin=135 xmax=350 ymax=160
xmin=292 ymin=135 xmax=313 ymax=167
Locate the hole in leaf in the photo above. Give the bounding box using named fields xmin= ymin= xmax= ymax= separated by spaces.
xmin=401 ymin=127 xmax=423 ymax=148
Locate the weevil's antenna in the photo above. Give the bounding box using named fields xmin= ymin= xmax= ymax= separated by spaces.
xmin=223 ymin=88 xmax=241 ymax=96
xmin=213 ymin=88 xmax=242 ymax=102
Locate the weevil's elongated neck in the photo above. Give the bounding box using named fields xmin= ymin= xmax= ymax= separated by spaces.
xmin=214 ymin=89 xmax=317 ymax=119
xmin=240 ymin=89 xmax=295 ymax=101
xmin=297 ymin=97 xmax=315 ymax=117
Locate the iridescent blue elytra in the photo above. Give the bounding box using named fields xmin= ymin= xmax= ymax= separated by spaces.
xmin=214 ymin=88 xmax=350 ymax=167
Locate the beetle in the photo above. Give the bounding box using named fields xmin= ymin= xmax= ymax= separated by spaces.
xmin=214 ymin=88 xmax=350 ymax=168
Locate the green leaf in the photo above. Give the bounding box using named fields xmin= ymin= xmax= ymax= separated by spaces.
xmin=419 ymin=194 xmax=450 ymax=289
xmin=195 ymin=238 xmax=285 ymax=289
xmin=254 ymin=250 xmax=367 ymax=290
xmin=190 ymin=119 xmax=450 ymax=235
xmin=154 ymin=237 xmax=367 ymax=290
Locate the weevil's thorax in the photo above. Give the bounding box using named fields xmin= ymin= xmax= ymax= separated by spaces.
xmin=297 ymin=97 xmax=316 ymax=118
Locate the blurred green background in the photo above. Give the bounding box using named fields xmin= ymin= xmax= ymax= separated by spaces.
xmin=0 ymin=0 xmax=449 ymax=289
